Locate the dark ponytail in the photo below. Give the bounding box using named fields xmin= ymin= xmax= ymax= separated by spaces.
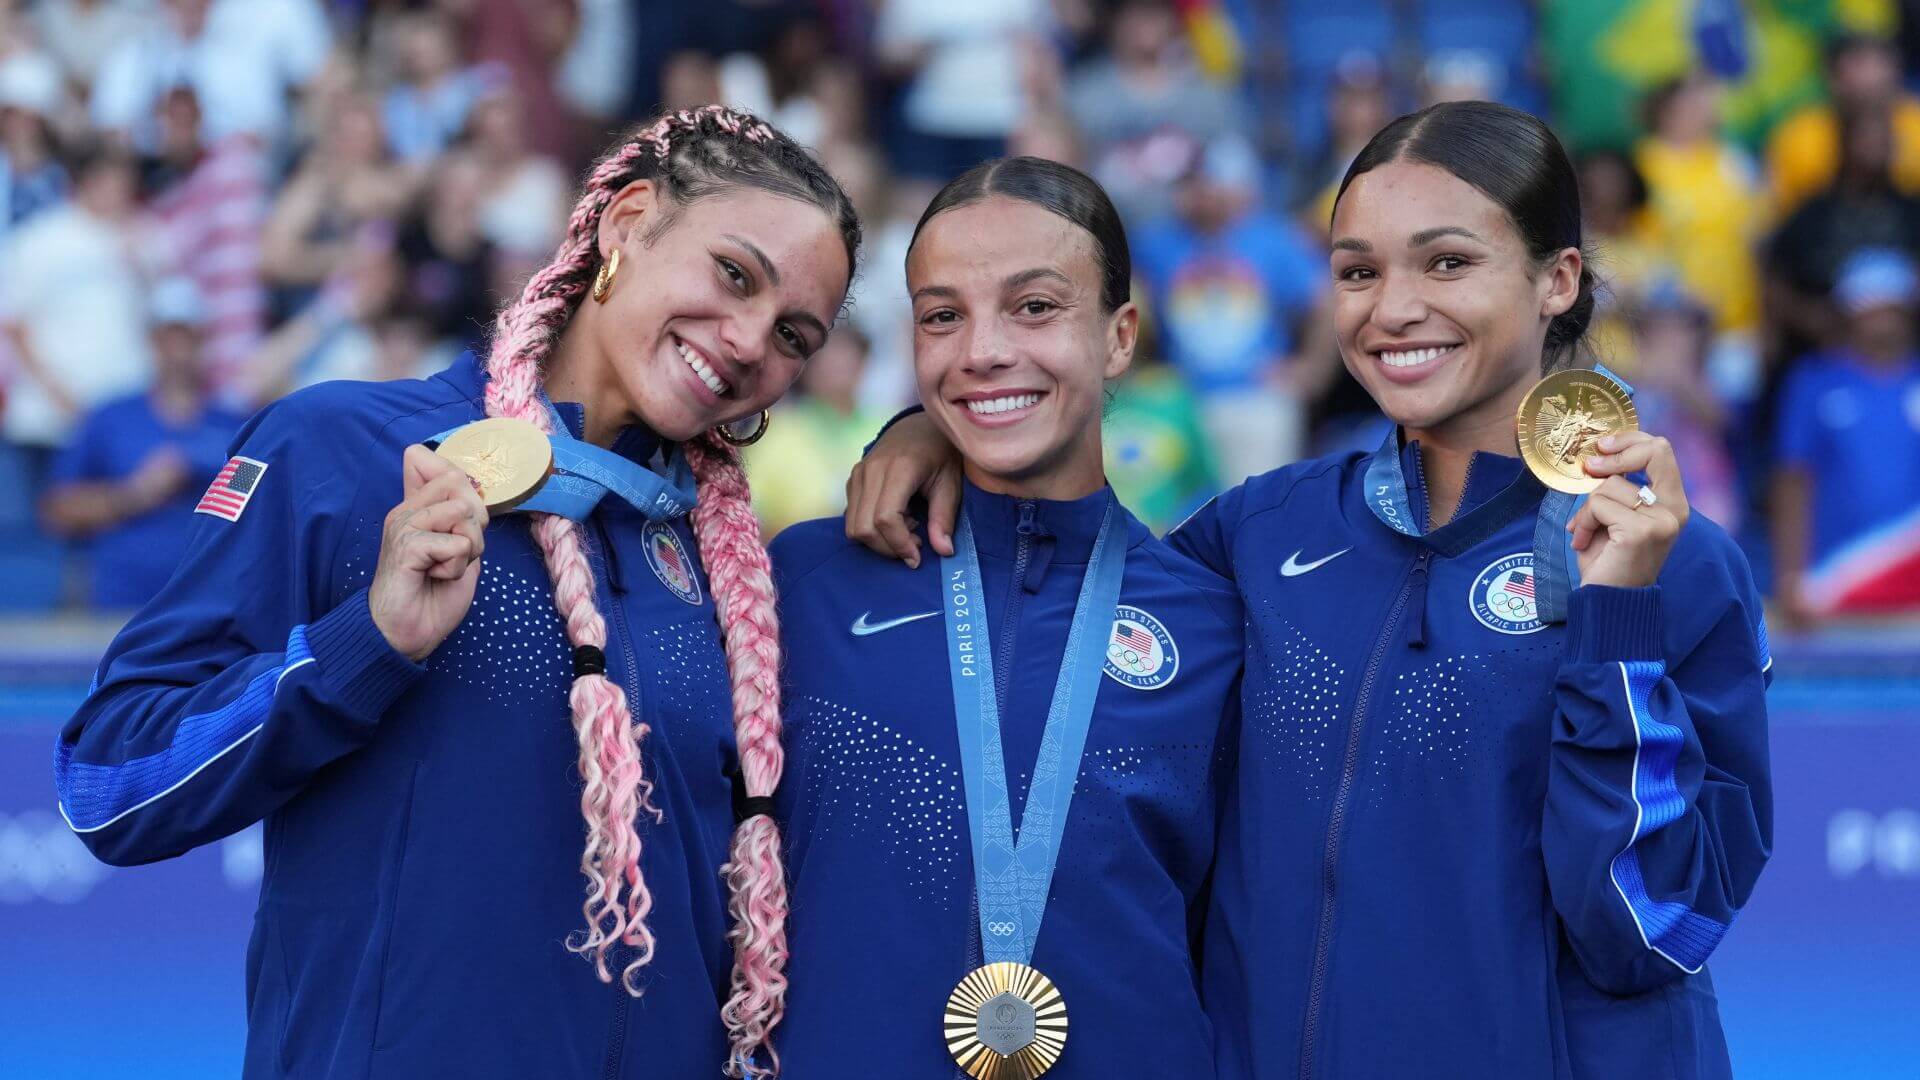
xmin=1335 ymin=100 xmax=1594 ymax=371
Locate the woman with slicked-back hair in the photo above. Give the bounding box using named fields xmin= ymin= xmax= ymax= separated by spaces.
xmin=769 ymin=157 xmax=1244 ymax=1079
xmin=55 ymin=106 xmax=858 ymax=1079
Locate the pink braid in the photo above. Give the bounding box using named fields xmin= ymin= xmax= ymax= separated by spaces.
xmin=483 ymin=244 xmax=666 ymax=988
xmin=475 ymin=127 xmax=677 ymax=992
xmin=685 ymin=437 xmax=789 ymax=1079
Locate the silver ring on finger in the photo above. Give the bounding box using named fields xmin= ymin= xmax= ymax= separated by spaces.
xmin=1635 ymin=484 xmax=1659 ymax=509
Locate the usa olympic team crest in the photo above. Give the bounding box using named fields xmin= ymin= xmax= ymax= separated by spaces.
xmin=1470 ymin=552 xmax=1546 ymax=635
xmin=643 ymin=521 xmax=703 ymax=605
xmin=1104 ymin=605 xmax=1178 ymax=690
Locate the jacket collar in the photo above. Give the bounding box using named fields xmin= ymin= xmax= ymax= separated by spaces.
xmin=1400 ymin=437 xmax=1530 ymax=530
xmin=961 ymin=477 xmax=1116 ymax=564
xmin=1364 ymin=427 xmax=1543 ymax=556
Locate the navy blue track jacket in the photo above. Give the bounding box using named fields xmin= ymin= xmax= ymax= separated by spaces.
xmin=768 ymin=482 xmax=1245 ymax=1078
xmin=1182 ymin=441 xmax=1772 ymax=1080
xmin=54 ymin=353 xmax=743 ymax=1078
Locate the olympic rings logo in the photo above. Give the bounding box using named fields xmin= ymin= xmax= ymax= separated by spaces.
xmin=1470 ymin=554 xmax=1547 ymax=635
xmin=1102 ymin=607 xmax=1180 ymax=689
xmin=1494 ymin=590 xmax=1533 ymax=618
xmin=986 ymin=921 xmax=1018 ymax=936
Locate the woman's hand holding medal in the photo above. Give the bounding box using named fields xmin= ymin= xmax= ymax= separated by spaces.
xmin=1567 ymin=430 xmax=1692 ymax=589
xmin=370 ymin=444 xmax=490 ymax=662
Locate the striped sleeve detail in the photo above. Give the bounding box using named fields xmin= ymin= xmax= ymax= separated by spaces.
xmin=56 ymin=626 xmax=315 ymax=834
xmin=1606 ymin=659 xmax=1730 ymax=973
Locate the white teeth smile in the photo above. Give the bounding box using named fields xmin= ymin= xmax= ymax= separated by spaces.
xmin=1379 ymin=346 xmax=1456 ymax=368
xmin=676 ymin=341 xmax=731 ymax=396
xmin=965 ymin=393 xmax=1042 ymax=416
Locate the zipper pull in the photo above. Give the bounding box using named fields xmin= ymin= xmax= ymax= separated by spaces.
xmin=1025 ymin=537 xmax=1055 ymax=593
xmin=1406 ymin=550 xmax=1432 ymax=648
xmin=1015 ymin=501 xmax=1052 ymax=592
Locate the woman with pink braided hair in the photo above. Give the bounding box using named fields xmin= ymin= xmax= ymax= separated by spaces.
xmin=55 ymin=105 xmax=857 ymax=1079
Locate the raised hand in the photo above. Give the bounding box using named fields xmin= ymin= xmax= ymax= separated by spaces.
xmin=1568 ymin=431 xmax=1692 ymax=590
xmin=369 ymin=444 xmax=490 ymax=662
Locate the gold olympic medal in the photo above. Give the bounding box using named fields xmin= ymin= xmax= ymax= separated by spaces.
xmin=1516 ymin=368 xmax=1639 ymax=494
xmin=433 ymin=417 xmax=554 ymax=514
xmin=943 ymin=961 xmax=1069 ymax=1080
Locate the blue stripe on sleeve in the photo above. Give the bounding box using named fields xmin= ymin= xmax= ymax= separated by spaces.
xmin=56 ymin=626 xmax=315 ymax=833
xmin=1606 ymin=659 xmax=1729 ymax=973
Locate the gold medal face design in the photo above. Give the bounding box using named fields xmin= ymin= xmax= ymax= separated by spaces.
xmin=944 ymin=962 xmax=1069 ymax=1080
xmin=1517 ymin=369 xmax=1639 ymax=494
xmin=434 ymin=417 xmax=554 ymax=514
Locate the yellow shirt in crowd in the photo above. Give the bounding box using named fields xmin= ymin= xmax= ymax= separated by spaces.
xmin=744 ymin=397 xmax=890 ymax=536
xmin=1633 ymin=137 xmax=1769 ymax=331
xmin=1766 ymin=96 xmax=1920 ymax=216
xmin=1587 ymin=212 xmax=1667 ymax=378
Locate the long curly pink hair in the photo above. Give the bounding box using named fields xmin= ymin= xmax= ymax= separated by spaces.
xmin=479 ymin=106 xmax=858 ymax=1077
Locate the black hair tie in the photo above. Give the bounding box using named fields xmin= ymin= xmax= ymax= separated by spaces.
xmin=735 ymin=795 xmax=777 ymax=823
xmin=731 ymin=772 xmax=777 ymax=822
xmin=572 ymin=644 xmax=606 ymax=678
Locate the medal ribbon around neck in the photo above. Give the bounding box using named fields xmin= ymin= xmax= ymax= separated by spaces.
xmin=1357 ymin=362 xmax=1636 ymax=623
xmin=428 ymin=398 xmax=698 ymax=523
xmin=941 ymin=498 xmax=1124 ymax=965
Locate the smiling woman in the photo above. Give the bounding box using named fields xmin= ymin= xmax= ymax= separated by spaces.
xmin=1328 ymin=103 xmax=1592 ymax=510
xmin=906 ymin=167 xmax=1136 ymax=501
xmin=765 ymin=158 xmax=1246 ymax=1080
xmin=53 ymin=105 xmax=859 ymax=1080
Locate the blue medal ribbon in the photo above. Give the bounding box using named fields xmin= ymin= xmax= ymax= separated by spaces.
xmin=942 ymin=499 xmax=1125 ymax=964
xmin=427 ymin=399 xmax=698 ymax=524
xmin=1359 ymin=364 xmax=1634 ymax=623
xmin=1530 ymin=363 xmax=1633 ymax=620
xmin=515 ymin=436 xmax=698 ymax=522
xmin=1531 ymin=489 xmax=1584 ymax=624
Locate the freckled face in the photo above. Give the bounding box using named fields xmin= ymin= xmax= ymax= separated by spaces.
xmin=908 ymin=198 xmax=1130 ymax=489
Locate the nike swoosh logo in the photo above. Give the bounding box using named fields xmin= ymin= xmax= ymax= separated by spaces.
xmin=850 ymin=610 xmax=941 ymax=636
xmin=1279 ymin=548 xmax=1351 ymax=577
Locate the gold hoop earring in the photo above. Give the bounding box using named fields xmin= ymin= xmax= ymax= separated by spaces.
xmin=715 ymin=409 xmax=771 ymax=446
xmin=591 ymin=248 xmax=621 ymax=303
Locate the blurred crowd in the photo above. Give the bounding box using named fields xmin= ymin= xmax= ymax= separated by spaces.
xmin=0 ymin=0 xmax=1917 ymax=631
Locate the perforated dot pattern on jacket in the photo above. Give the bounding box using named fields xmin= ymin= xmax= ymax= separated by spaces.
xmin=787 ymin=694 xmax=1222 ymax=902
xmin=1364 ymin=643 xmax=1558 ymax=806
xmin=426 ymin=561 xmax=571 ymax=703
xmin=644 ymin=618 xmax=732 ymax=723
xmin=787 ymin=695 xmax=964 ymax=903
xmin=1244 ymin=610 xmax=1347 ymax=794
xmin=1063 ymin=741 xmax=1217 ymax=875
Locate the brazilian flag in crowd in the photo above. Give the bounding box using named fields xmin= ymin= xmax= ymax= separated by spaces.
xmin=1541 ymin=0 xmax=1897 ymax=151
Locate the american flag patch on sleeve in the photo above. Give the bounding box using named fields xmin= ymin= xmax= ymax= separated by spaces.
xmin=195 ymin=456 xmax=269 ymax=522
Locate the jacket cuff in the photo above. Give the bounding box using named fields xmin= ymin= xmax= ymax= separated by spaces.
xmin=303 ymin=588 xmax=426 ymax=721
xmin=1566 ymin=585 xmax=1664 ymax=663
